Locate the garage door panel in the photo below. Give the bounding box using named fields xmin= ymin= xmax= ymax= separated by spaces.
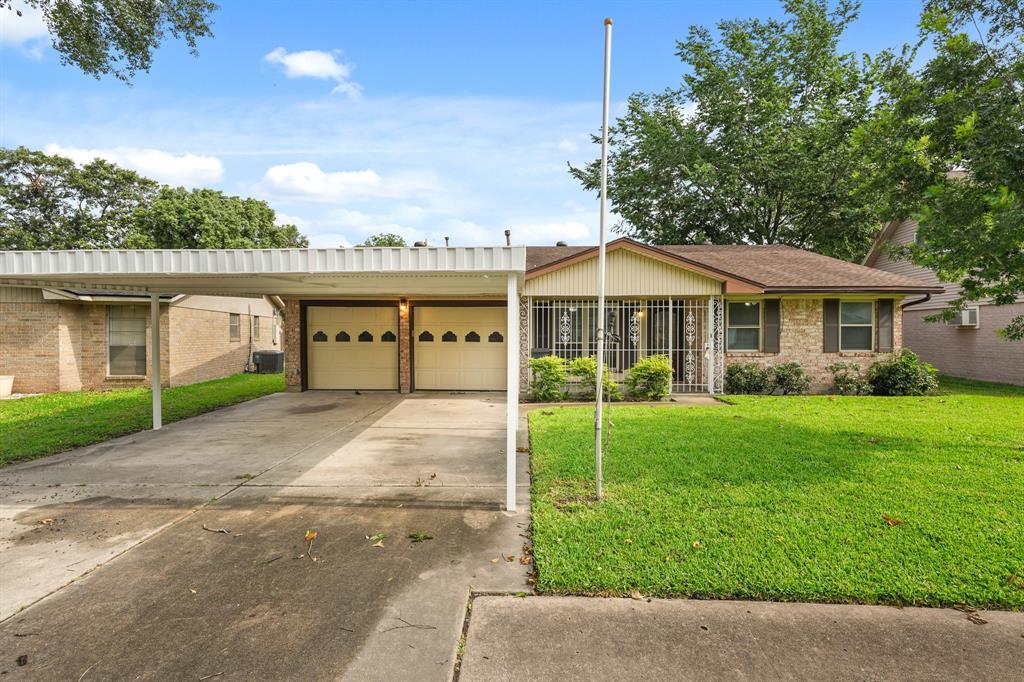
xmin=414 ymin=306 xmax=506 ymax=391
xmin=307 ymin=306 xmax=398 ymax=390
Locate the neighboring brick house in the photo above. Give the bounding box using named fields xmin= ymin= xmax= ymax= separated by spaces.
xmin=864 ymin=219 xmax=1024 ymax=386
xmin=0 ymin=287 xmax=282 ymax=394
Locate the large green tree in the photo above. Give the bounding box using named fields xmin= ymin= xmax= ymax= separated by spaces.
xmin=0 ymin=146 xmax=308 ymax=250
xmin=0 ymin=146 xmax=158 ymax=249
xmin=571 ymin=0 xmax=883 ymax=261
xmin=132 ymin=186 xmax=308 ymax=249
xmin=1 ymin=0 xmax=216 ymax=83
xmin=861 ymin=0 xmax=1024 ymax=339
xmin=359 ymin=232 xmax=407 ymax=247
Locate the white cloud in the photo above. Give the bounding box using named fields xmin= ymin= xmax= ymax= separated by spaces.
xmin=43 ymin=144 xmax=224 ymax=187
xmin=558 ymin=137 xmax=578 ymax=153
xmin=258 ymin=161 xmax=436 ymax=203
xmin=0 ymin=2 xmax=49 ymax=58
xmin=506 ymin=221 xmax=592 ymax=245
xmin=264 ymin=47 xmax=361 ymax=97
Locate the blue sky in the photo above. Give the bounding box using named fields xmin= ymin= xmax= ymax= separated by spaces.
xmin=1 ymin=0 xmax=926 ymax=248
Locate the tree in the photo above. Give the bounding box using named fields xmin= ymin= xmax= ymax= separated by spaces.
xmin=861 ymin=0 xmax=1024 ymax=339
xmin=0 ymin=146 xmax=309 ymax=250
xmin=570 ymin=0 xmax=883 ymax=261
xmin=132 ymin=186 xmax=309 ymax=249
xmin=0 ymin=146 xmax=158 ymax=249
xmin=360 ymin=232 xmax=407 ymax=247
xmin=1 ymin=0 xmax=216 ymax=83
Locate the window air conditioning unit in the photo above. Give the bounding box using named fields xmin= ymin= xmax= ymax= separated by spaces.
xmin=954 ymin=308 xmax=979 ymax=328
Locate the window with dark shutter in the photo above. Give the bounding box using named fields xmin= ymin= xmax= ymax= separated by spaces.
xmin=823 ymin=299 xmax=839 ymax=352
xmin=876 ymin=299 xmax=894 ymax=352
xmin=763 ymin=300 xmax=780 ymax=353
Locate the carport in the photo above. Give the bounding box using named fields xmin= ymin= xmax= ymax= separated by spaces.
xmin=0 ymin=246 xmax=526 ymax=511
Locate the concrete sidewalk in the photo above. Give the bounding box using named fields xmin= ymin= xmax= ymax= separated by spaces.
xmin=460 ymin=596 xmax=1024 ymax=681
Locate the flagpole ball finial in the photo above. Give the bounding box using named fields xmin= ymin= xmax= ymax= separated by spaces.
xmin=604 ymin=17 xmax=613 ymax=26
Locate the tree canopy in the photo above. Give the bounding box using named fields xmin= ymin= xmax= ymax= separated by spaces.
xmin=571 ymin=0 xmax=883 ymax=261
xmin=861 ymin=0 xmax=1024 ymax=338
xmin=0 ymin=146 xmax=308 ymax=250
xmin=1 ymin=0 xmax=217 ymax=83
xmin=359 ymin=232 xmax=407 ymax=247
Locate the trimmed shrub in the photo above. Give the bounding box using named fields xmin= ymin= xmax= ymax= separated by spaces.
xmin=625 ymin=354 xmax=673 ymax=401
xmin=725 ymin=362 xmax=773 ymax=394
xmin=567 ymin=356 xmax=622 ymax=401
xmin=828 ymin=362 xmax=871 ymax=396
xmin=529 ymin=356 xmax=567 ymax=402
xmin=770 ymin=362 xmax=811 ymax=395
xmin=867 ymin=349 xmax=938 ymax=396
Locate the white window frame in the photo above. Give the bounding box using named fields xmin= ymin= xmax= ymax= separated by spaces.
xmin=229 ymin=313 xmax=240 ymax=341
xmin=839 ymin=300 xmax=875 ymax=352
xmin=726 ymin=301 xmax=762 ymax=352
xmin=107 ymin=304 xmax=148 ymax=377
xmin=252 ymin=315 xmax=260 ymax=340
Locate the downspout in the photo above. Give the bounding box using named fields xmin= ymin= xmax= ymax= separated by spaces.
xmin=901 ymin=293 xmax=932 ymax=309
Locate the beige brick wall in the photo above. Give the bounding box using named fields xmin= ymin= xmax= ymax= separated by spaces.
xmin=283 ymin=297 xmax=302 ymax=391
xmin=902 ymin=302 xmax=1024 ymax=386
xmin=0 ymin=301 xmax=60 ymax=393
xmin=725 ymin=297 xmax=903 ymax=389
xmin=168 ymin=305 xmax=276 ymax=387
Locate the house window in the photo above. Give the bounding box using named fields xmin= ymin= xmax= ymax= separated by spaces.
xmin=229 ymin=313 xmax=240 ymax=340
xmin=108 ymin=305 xmax=147 ymax=376
xmin=726 ymin=301 xmax=760 ymax=351
xmin=840 ymin=301 xmax=874 ymax=351
xmin=252 ymin=315 xmax=261 ymax=340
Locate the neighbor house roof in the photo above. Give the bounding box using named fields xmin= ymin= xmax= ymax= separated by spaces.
xmin=526 ymin=238 xmax=942 ymax=294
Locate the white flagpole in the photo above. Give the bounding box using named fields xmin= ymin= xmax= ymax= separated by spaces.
xmin=594 ymin=17 xmax=612 ymax=501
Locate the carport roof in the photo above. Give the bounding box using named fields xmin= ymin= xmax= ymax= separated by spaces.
xmin=0 ymin=246 xmax=526 ymax=297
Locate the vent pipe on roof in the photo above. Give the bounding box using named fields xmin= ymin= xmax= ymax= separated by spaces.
xmin=444 ymin=236 xmax=450 ymax=246
xmin=504 ymin=229 xmax=511 ymax=246
xmin=414 ymin=240 xmax=427 ymax=247
xmin=556 ymin=240 xmax=568 ymax=247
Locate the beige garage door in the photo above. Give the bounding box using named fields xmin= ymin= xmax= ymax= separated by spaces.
xmin=414 ymin=306 xmax=506 ymax=390
xmin=306 ymin=306 xmax=398 ymax=390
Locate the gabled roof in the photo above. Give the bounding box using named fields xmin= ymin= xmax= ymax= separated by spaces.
xmin=526 ymin=238 xmax=942 ymax=294
xmin=862 ymin=219 xmax=905 ymax=268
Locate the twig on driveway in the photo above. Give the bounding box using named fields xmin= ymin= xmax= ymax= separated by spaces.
xmin=202 ymin=524 xmax=230 ymax=534
xmin=382 ymin=617 xmax=437 ymax=633
xmin=198 ymin=673 xmax=224 ymax=681
xmin=77 ymin=661 xmax=97 ymax=681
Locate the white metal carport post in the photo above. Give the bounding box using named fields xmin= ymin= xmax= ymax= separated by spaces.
xmin=151 ymin=292 xmax=162 ymax=430
xmin=506 ymin=273 xmax=520 ymax=511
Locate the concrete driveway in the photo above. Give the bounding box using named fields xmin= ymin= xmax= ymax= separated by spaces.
xmin=0 ymin=392 xmax=531 ymax=680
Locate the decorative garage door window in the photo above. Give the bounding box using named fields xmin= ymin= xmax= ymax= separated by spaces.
xmin=488 ymin=331 xmax=503 ymax=342
xmin=358 ymin=331 xmax=373 ymax=342
xmin=381 ymin=331 xmax=397 ymax=342
xmin=465 ymin=331 xmax=480 ymax=342
xmin=530 ymin=298 xmax=718 ymax=394
xmin=335 ymin=331 xmax=350 ymax=342
xmin=312 ymin=330 xmax=328 ymax=342
xmin=442 ymin=331 xmax=457 ymax=342
xmin=418 ymin=331 xmax=434 ymax=342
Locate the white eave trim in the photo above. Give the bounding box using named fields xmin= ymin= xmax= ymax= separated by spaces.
xmin=0 ymin=247 xmax=527 ymax=277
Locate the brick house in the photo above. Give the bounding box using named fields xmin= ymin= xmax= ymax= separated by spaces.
xmin=0 ymin=287 xmax=282 ymax=394
xmin=864 ymin=219 xmax=1024 ymax=386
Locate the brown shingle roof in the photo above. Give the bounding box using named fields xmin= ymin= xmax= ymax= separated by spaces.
xmin=525 ymin=240 xmax=942 ymax=293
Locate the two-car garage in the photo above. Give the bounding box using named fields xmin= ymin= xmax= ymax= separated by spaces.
xmin=304 ymin=302 xmax=507 ymax=392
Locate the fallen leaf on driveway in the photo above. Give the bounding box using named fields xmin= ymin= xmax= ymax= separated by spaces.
xmin=304 ymin=529 xmax=318 ymax=542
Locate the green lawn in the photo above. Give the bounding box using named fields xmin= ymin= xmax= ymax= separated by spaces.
xmin=0 ymin=373 xmax=285 ymax=465
xmin=529 ymin=378 xmax=1024 ymax=608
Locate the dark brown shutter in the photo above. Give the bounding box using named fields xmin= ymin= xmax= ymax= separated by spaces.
xmin=877 ymin=299 xmax=894 ymax=352
xmin=763 ymin=299 xmax=781 ymax=353
xmin=823 ymin=299 xmax=839 ymax=353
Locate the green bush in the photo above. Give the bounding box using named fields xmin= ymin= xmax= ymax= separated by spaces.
xmin=770 ymin=362 xmax=811 ymax=395
xmin=529 ymin=356 xmax=567 ymax=402
xmin=567 ymin=356 xmax=622 ymax=401
xmin=828 ymin=362 xmax=872 ymax=396
xmin=625 ymin=354 xmax=673 ymax=400
xmin=867 ymin=349 xmax=939 ymax=396
xmin=725 ymin=362 xmax=773 ymax=394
